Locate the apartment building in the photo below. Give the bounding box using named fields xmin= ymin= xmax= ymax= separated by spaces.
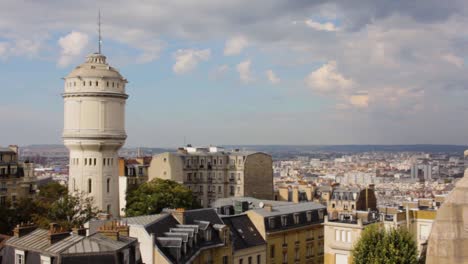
xmin=149 ymin=146 xmax=273 ymax=207
xmin=0 ymin=145 xmax=36 ymax=206
xmin=119 ymin=157 xmax=152 ymax=216
xmin=323 ymin=212 xmax=379 ymax=264
xmin=246 ymin=203 xmax=327 ymax=264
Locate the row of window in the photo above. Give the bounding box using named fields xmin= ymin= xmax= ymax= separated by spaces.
xmin=269 ymin=243 xmax=321 ymax=261
xmin=70 ymin=158 xmax=115 ymax=166
xmin=66 ymin=80 xmax=122 ymax=89
xmin=238 ymin=254 xmax=261 ymax=264
xmin=187 ymin=172 xmax=242 ymax=181
xmin=72 ymin=178 xmax=112 ymax=194
xmin=335 ymin=229 xmax=352 ymax=243
xmin=0 ymin=167 xmax=17 ymax=175
xmin=268 ymin=210 xmax=325 ymax=229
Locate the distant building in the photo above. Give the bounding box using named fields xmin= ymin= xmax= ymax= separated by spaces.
xmin=327 ymin=185 xmax=377 ymax=221
xmin=380 ymin=198 xmax=440 ymax=256
xmin=410 ymin=163 xmax=432 ymax=181
xmin=2 ymin=222 xmax=140 ymax=264
xmin=246 ymin=203 xmax=326 ymax=264
xmin=0 ymin=145 xmax=36 ymax=206
xmin=149 ymin=146 xmax=274 ymax=207
xmin=118 ymin=157 xmax=151 ymax=216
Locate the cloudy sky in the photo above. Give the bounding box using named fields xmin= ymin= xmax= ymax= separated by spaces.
xmin=1 ymin=0 xmax=468 ymax=147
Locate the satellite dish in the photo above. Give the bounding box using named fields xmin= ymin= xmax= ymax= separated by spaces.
xmin=259 ymin=202 xmax=265 ymax=208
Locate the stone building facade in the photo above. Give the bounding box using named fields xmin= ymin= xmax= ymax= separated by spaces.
xmin=62 ymin=52 xmax=128 ymax=217
xmin=0 ymin=145 xmax=36 ymax=206
xmin=149 ymin=146 xmax=273 ymax=207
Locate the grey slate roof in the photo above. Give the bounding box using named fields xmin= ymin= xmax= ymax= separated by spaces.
xmin=122 ymin=214 xmax=165 ymax=227
xmin=252 ymin=202 xmax=326 ymax=217
xmin=5 ymin=229 xmax=84 ymax=256
xmin=212 ymin=197 xmax=292 ymax=210
xmin=222 ymin=215 xmax=266 ymax=251
xmin=183 ymin=208 xmax=224 ymax=225
xmin=62 ymin=233 xmax=136 ymax=254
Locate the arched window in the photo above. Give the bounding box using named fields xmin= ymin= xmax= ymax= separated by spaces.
xmin=106 ymin=81 xmax=109 ymax=87
xmin=88 ymin=179 xmax=92 ymax=193
xmin=83 ymin=81 xmax=86 ymax=86
xmin=89 ymin=81 xmax=92 ymax=86
xmin=73 ymin=178 xmax=76 ymax=191
xmin=94 ymin=158 xmax=96 ymax=166
xmin=107 ymin=178 xmax=110 ymax=193
xmin=107 ymin=204 xmax=111 ymax=213
xmin=95 ymin=81 xmax=98 ymax=86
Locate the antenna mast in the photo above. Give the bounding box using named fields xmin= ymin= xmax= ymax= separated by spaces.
xmin=98 ymin=10 xmax=102 ymax=54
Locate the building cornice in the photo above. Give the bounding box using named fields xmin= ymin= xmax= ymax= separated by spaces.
xmin=62 ymin=92 xmax=128 ymax=99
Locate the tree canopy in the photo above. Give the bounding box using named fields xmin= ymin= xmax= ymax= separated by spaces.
xmin=352 ymin=224 xmax=418 ymax=264
xmin=0 ymin=182 xmax=98 ymax=234
xmin=125 ymin=178 xmax=199 ymax=217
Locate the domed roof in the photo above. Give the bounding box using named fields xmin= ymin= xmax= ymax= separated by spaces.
xmin=65 ymin=53 xmax=125 ymax=80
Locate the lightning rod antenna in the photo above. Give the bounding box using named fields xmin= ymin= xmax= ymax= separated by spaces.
xmin=98 ymin=10 xmax=102 ymax=54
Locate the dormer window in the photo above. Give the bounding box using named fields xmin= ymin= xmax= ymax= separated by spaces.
xmin=294 ymin=213 xmax=300 ymax=224
xmin=206 ymin=229 xmax=212 ymax=241
xmin=306 ymin=211 xmax=312 ymax=222
xmin=281 ymin=215 xmax=288 ymax=226
xmin=318 ymin=209 xmax=324 ymax=220
xmin=269 ymin=217 xmax=275 ymax=229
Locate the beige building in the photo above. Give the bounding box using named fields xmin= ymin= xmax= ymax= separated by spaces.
xmin=323 ymin=214 xmax=379 ymax=264
xmin=149 ymin=146 xmax=273 ymax=207
xmin=63 ymin=51 xmax=128 ymax=217
xmin=246 ymin=203 xmax=326 ymax=264
xmin=0 ymin=145 xmax=36 ymax=206
xmin=118 ymin=157 xmax=151 ymax=216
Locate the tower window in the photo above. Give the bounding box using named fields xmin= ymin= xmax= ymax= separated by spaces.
xmin=73 ymin=178 xmax=76 ymax=191
xmin=95 ymin=81 xmax=98 ymax=86
xmin=84 ymin=158 xmax=87 ymax=166
xmin=107 ymin=178 xmax=110 ymax=193
xmin=112 ymin=82 xmax=115 ymax=87
xmin=107 ymin=204 xmax=111 ymax=213
xmin=94 ymin=158 xmax=96 ymax=166
xmin=103 ymin=158 xmax=106 ymax=166
xmin=74 ymin=81 xmax=76 ymax=87
xmin=83 ymin=81 xmax=86 ymax=86
xmin=106 ymin=81 xmax=109 ymax=87
xmin=88 ymin=179 xmax=92 ymax=193
xmin=89 ymin=81 xmax=92 ymax=86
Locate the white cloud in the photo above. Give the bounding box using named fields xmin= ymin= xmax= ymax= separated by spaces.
xmin=349 ymin=92 xmax=369 ymax=108
xmin=441 ymin=53 xmax=464 ymax=68
xmin=305 ymin=19 xmax=338 ymax=31
xmin=266 ymin=69 xmax=280 ymax=84
xmin=0 ymin=42 xmax=9 ymax=59
xmin=224 ymin=35 xmax=248 ymax=56
xmin=236 ymin=59 xmax=253 ymax=83
xmin=57 ymin=31 xmax=89 ymax=67
xmin=305 ymin=61 xmax=353 ymax=93
xmin=173 ymin=49 xmax=211 ymax=74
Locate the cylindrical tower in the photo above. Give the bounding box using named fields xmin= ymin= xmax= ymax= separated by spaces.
xmin=63 ymin=52 xmax=128 ymax=217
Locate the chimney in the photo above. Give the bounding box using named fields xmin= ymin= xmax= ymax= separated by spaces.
xmin=264 ymin=204 xmax=273 ymax=212
xmin=98 ymin=222 xmax=120 ymax=241
xmin=172 ymin=208 xmax=186 ymax=224
xmin=48 ymin=223 xmax=70 ymax=244
xmin=72 ymin=226 xmax=87 ymax=236
xmin=115 ymin=221 xmax=130 ymax=237
xmin=13 ymin=222 xmax=36 ymax=238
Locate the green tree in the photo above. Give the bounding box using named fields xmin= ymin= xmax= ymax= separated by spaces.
xmin=352 ymin=225 xmax=418 ymax=264
xmin=125 ymin=178 xmax=199 ymax=217
xmin=0 ymin=182 xmax=99 ymax=234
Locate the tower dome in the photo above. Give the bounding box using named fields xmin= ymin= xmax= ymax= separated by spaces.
xmin=62 ymin=51 xmax=128 ymax=218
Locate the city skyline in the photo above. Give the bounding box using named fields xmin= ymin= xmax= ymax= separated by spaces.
xmin=1 ymin=0 xmax=468 ymax=147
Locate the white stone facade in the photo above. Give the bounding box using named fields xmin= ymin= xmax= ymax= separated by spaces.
xmin=63 ymin=53 xmax=128 ymax=217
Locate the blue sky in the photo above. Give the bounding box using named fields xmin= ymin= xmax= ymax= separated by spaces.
xmin=0 ymin=0 xmax=468 ymax=147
